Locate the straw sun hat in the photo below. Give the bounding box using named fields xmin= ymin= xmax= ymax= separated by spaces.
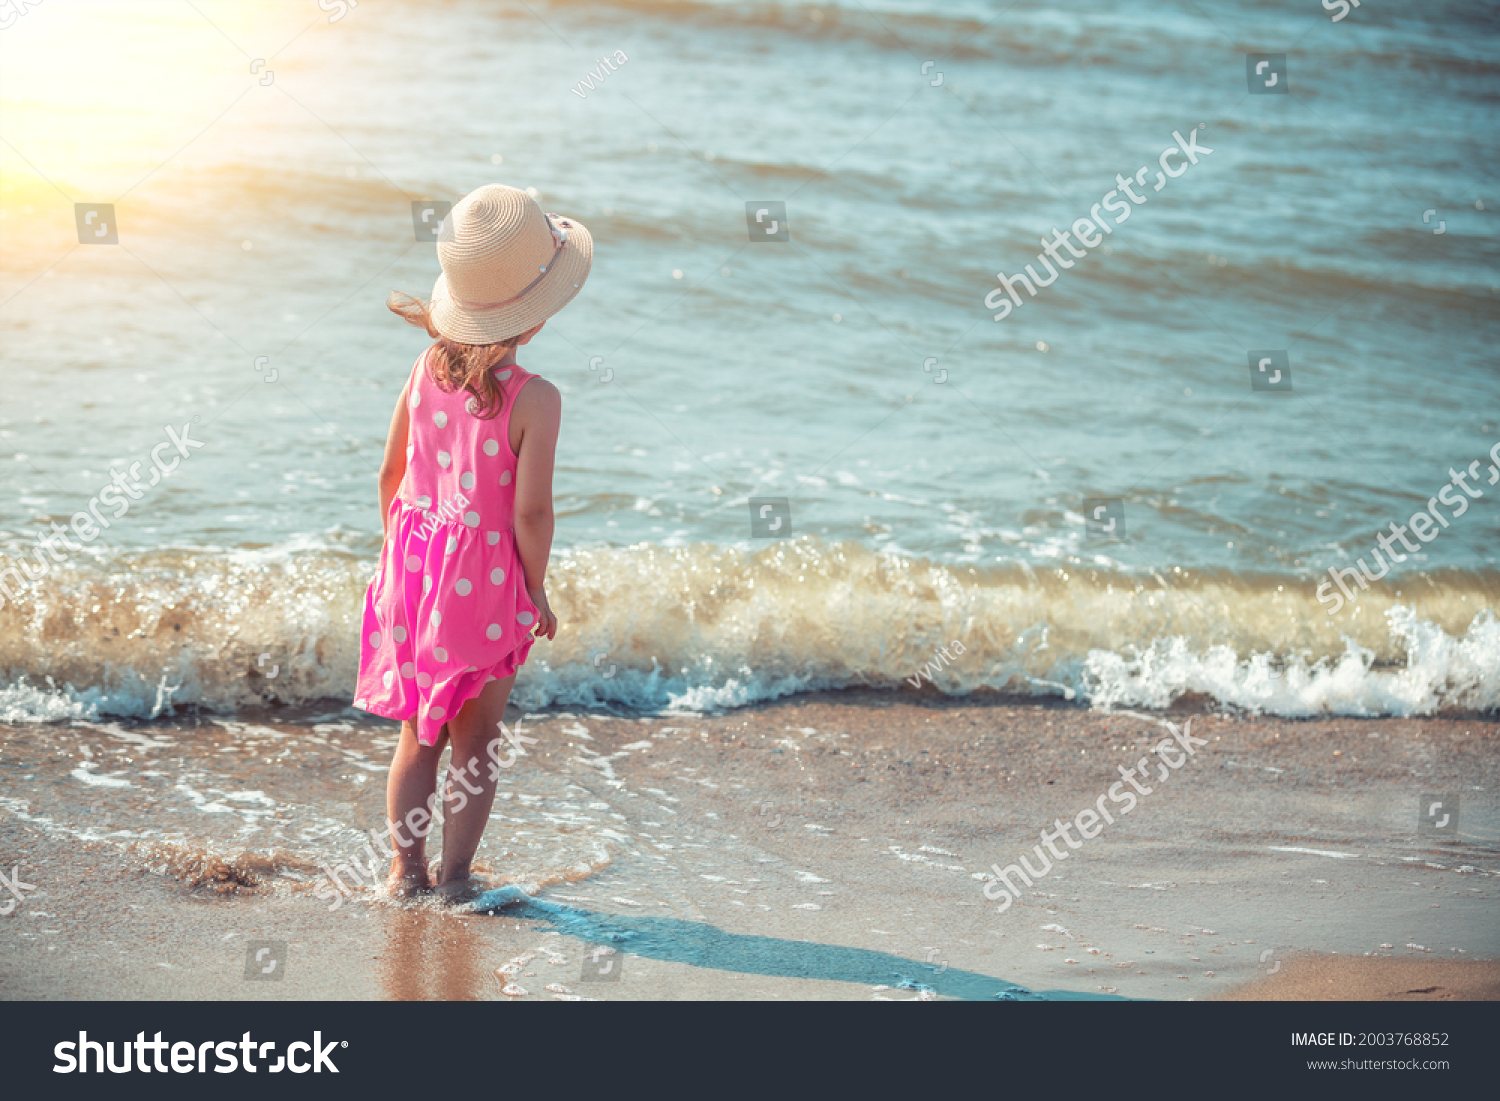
xmin=427 ymin=184 xmax=593 ymax=345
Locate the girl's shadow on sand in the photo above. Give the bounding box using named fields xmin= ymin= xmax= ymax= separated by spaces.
xmin=470 ymin=888 xmax=1123 ymax=1001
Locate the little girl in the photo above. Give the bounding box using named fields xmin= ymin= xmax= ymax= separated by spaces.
xmin=353 ymin=184 xmax=591 ymax=898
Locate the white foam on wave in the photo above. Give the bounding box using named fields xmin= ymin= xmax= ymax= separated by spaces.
xmin=507 ymin=604 xmax=1500 ymax=718
xmin=0 ymin=679 xmax=112 ymax=724
xmin=0 ymin=671 xmax=199 ymax=724
xmin=0 ymin=540 xmax=1494 ymax=721
xmin=1082 ymin=607 xmax=1500 ymax=717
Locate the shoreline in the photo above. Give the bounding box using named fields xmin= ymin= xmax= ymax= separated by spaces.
xmin=1 ymin=691 xmax=1495 ymax=1001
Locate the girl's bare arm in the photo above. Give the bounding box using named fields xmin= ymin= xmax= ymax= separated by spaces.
xmin=377 ymin=381 xmax=411 ymax=538
xmin=510 ymin=378 xmax=561 ymax=640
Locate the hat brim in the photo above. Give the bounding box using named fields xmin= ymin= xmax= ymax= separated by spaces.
xmin=428 ymin=215 xmax=593 ymax=345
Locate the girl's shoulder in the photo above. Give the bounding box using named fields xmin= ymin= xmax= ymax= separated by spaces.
xmin=408 ymin=344 xmax=435 ymax=384
xmin=494 ymin=362 xmax=554 ymax=395
xmin=405 ymin=346 xmax=437 ymax=405
xmin=508 ymin=371 xmax=561 ymax=424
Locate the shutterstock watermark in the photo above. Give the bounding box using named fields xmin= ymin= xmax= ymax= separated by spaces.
xmin=984 ymin=127 xmax=1213 ymax=321
xmin=981 ymin=718 xmax=1207 ymax=913
xmin=580 ymin=945 xmax=623 ymax=983
xmin=749 ymin=497 xmax=792 ymax=538
xmin=1 ymin=863 xmax=37 ymax=915
xmin=1316 ymin=441 xmax=1499 ymax=616
xmin=1418 ymin=793 xmax=1459 ymax=837
xmin=243 ymin=940 xmax=288 ymax=981
xmin=0 ymin=421 xmax=205 ymax=608
xmin=0 ymin=0 xmax=46 ymax=32
xmin=314 ymin=720 xmax=537 ymax=909
xmin=318 ymin=0 xmax=358 ymax=22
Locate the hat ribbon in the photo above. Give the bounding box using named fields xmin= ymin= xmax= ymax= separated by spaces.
xmin=446 ymin=214 xmax=573 ymax=313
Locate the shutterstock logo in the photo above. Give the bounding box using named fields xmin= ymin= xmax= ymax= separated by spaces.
xmin=1418 ymin=794 xmax=1459 ymax=836
xmin=745 ymin=201 xmax=789 ymax=242
xmin=243 ymin=940 xmax=288 ymax=981
xmin=54 ymin=1032 xmax=345 ymax=1073
xmin=580 ymin=945 xmax=623 ymax=982
xmin=749 ymin=497 xmax=792 ymax=538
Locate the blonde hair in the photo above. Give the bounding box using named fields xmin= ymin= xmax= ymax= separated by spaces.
xmin=387 ymin=291 xmax=518 ymax=419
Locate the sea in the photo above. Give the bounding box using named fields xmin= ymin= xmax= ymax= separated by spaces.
xmin=2 ymin=0 xmax=1498 ymax=724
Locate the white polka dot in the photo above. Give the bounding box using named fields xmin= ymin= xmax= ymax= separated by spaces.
xmin=429 ymin=704 xmax=445 ymax=720
xmin=486 ymin=532 xmax=500 ymax=545
xmin=496 ymin=369 xmax=512 ymax=381
xmin=423 ymin=575 xmax=433 ymax=594
xmin=400 ymin=662 xmax=416 ymax=678
xmin=460 ymin=471 xmax=475 ymax=490
xmin=445 ymin=535 xmax=458 ymax=554
xmin=433 ymin=646 xmax=449 ymax=663
xmin=406 ymin=445 xmax=414 ymax=461
xmin=516 ymin=611 xmax=535 ymax=626
xmin=486 ymin=624 xmax=503 ymax=641
xmin=416 ymin=672 xmax=432 ymax=688
xmin=490 ymin=567 xmax=505 ymax=585
xmin=368 ymin=631 xmax=382 ymax=649
xmin=499 ymin=470 xmax=512 ymax=486
xmin=411 ymin=390 xmax=421 ymax=408
xmin=466 ymin=397 xmax=480 ymax=415
xmin=393 ymin=626 xmax=407 ymax=644
xmin=382 ymin=670 xmax=394 ymax=689
xmin=433 ymin=411 xmax=447 ymax=428
xmin=463 ymin=511 xmax=480 ymax=526
xmin=430 ymin=609 xmax=443 ymax=628
xmin=437 ymin=451 xmax=452 ymax=468
xmin=455 ymin=578 xmax=472 ymax=596
xmin=415 ymin=495 xmax=432 ymax=510
xmin=354 ymin=697 xmax=367 ymax=710
xmin=483 ymin=440 xmax=499 ymax=457
xmin=405 ymin=554 xmax=421 ymax=572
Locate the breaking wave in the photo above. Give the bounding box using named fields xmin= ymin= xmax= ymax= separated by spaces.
xmin=0 ymin=540 xmax=1495 ymax=722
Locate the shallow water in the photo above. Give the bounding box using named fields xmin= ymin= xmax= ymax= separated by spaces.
xmin=0 ymin=710 xmax=614 ymax=903
xmin=2 ymin=700 xmax=1494 ymax=1001
xmin=1 ymin=0 xmax=1497 ymax=719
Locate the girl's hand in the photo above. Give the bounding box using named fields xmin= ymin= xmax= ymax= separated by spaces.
xmin=528 ymin=587 xmax=559 ymax=641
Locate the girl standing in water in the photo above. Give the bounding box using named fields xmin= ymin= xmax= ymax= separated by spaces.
xmin=353 ymin=184 xmax=591 ymax=897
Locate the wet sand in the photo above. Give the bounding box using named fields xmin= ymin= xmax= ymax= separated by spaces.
xmin=1213 ymin=954 xmax=1500 ymax=1001
xmin=1 ymin=691 xmax=1495 ymax=1001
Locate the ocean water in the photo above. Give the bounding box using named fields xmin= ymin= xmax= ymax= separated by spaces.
xmin=1 ymin=0 xmax=1497 ymax=721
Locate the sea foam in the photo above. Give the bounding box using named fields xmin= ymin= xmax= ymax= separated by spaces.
xmin=0 ymin=541 xmax=1494 ymax=721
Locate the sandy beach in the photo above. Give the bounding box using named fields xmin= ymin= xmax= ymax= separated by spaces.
xmin=2 ymin=691 xmax=1494 ymax=1001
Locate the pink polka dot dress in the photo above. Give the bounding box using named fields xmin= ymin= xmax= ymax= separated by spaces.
xmin=354 ymin=349 xmax=541 ymax=746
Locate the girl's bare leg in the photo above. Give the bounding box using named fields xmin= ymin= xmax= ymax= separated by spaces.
xmin=385 ymin=719 xmax=448 ymax=893
xmin=436 ymin=674 xmax=516 ymax=891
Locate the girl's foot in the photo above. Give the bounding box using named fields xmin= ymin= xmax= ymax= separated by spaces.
xmin=432 ymin=876 xmax=483 ymax=905
xmin=387 ymin=858 xmax=431 ymax=897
